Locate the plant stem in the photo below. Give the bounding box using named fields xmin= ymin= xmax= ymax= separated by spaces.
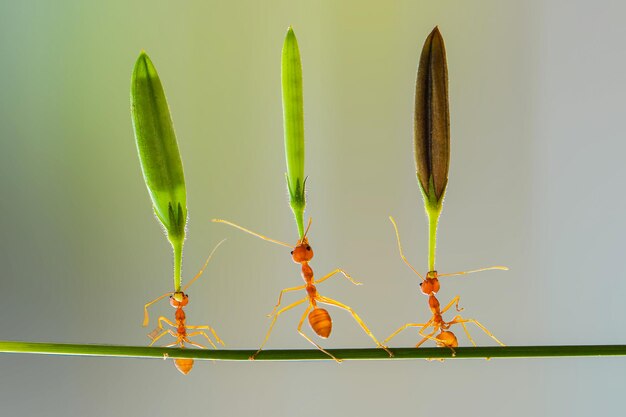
xmin=292 ymin=204 xmax=305 ymax=240
xmin=427 ymin=205 xmax=441 ymax=272
xmin=172 ymin=239 xmax=183 ymax=292
xmin=2 ymin=341 xmax=626 ymax=361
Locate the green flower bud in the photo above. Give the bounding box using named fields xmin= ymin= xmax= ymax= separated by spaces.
xmin=282 ymin=27 xmax=306 ymax=239
xmin=131 ymin=51 xmax=187 ymax=291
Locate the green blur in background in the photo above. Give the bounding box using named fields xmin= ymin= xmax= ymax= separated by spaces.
xmin=1 ymin=1 xmax=626 ymax=416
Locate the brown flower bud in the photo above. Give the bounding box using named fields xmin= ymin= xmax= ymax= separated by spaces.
xmin=414 ymin=26 xmax=450 ymax=204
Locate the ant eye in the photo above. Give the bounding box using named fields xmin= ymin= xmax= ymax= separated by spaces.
xmin=419 ymin=282 xmax=423 ymax=286
xmin=290 ymin=251 xmax=294 ymax=255
xmin=306 ymin=246 xmax=311 ymax=251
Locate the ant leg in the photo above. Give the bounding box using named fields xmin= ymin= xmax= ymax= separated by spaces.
xmin=436 ymin=297 xmax=467 ymax=353
xmin=183 ymin=238 xmax=227 ymax=291
xmin=415 ymin=327 xmax=438 ymax=348
xmin=417 ymin=324 xmax=458 ymax=356
xmin=388 ymin=216 xmax=424 ymax=280
xmin=296 ymin=304 xmax=342 ymax=363
xmin=157 ymin=316 xmax=176 ymax=328
xmin=185 ymin=332 xmax=216 ymax=349
xmin=449 ymin=315 xmax=505 ymax=346
xmin=186 ymin=341 xmax=208 ymax=349
xmin=317 ymin=296 xmax=393 ymax=357
xmin=439 ymin=296 xmax=463 ymax=314
xmin=154 ymin=329 xmax=179 ymax=347
xmin=443 ymin=313 xmax=476 ymax=347
xmin=437 ymin=266 xmax=509 ymax=278
xmin=250 ymin=297 xmax=308 ymax=360
xmin=383 ymin=322 xmax=429 ymax=345
xmin=267 ymin=285 xmax=306 ymax=317
xmin=142 ymin=292 xmax=172 ymax=326
xmin=458 ymin=321 xmax=477 ymax=347
xmin=187 ymin=325 xmax=225 ymax=346
xmin=149 ymin=329 xmax=169 ymax=346
xmin=314 ymin=269 xmax=362 ymax=286
xmin=148 ymin=316 xmax=177 ymax=344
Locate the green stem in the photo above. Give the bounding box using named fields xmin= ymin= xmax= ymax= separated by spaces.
xmin=427 ymin=206 xmax=441 ymax=271
xmin=2 ymin=341 xmax=626 ymax=361
xmin=293 ymin=206 xmax=305 ymax=239
xmin=172 ymin=240 xmax=183 ymax=292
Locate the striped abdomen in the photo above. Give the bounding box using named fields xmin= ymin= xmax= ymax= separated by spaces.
xmin=309 ymin=308 xmax=332 ymax=338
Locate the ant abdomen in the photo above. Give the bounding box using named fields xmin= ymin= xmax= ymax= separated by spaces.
xmin=309 ymin=308 xmax=332 ymax=338
xmin=435 ymin=331 xmax=458 ymax=348
xmin=174 ymin=358 xmax=194 ymax=375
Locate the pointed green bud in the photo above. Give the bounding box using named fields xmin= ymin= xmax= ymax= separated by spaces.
xmin=282 ymin=27 xmax=306 ymax=238
xmin=130 ymin=51 xmax=187 ymax=291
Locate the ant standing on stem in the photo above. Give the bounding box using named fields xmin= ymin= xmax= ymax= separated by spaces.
xmin=213 ymin=218 xmax=392 ymax=362
xmin=142 ymin=240 xmax=226 ymax=374
xmin=383 ymin=217 xmax=507 ymax=354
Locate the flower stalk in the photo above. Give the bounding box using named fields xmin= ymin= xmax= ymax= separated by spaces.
xmin=414 ymin=27 xmax=450 ymax=271
xmin=131 ymin=52 xmax=188 ymax=291
xmin=2 ymin=341 xmax=626 ymax=361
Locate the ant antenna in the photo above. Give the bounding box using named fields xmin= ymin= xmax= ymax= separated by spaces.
xmin=183 ymin=238 xmax=227 ymax=291
xmin=212 ymin=219 xmax=292 ymax=248
xmin=389 ymin=216 xmax=424 ymax=280
xmin=301 ymin=217 xmax=313 ymax=241
xmin=437 ymin=266 xmax=509 ymax=278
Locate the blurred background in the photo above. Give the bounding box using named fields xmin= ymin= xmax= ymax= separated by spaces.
xmin=1 ymin=0 xmax=625 ymax=416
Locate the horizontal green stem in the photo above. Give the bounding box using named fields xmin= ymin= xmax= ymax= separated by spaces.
xmin=2 ymin=341 xmax=626 ymax=361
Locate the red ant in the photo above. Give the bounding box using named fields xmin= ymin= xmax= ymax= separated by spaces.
xmin=383 ymin=217 xmax=506 ymax=352
xmin=143 ymin=240 xmax=226 ymax=374
xmin=212 ymin=218 xmax=392 ymax=361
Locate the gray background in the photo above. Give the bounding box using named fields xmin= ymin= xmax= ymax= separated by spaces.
xmin=1 ymin=1 xmax=625 ymax=416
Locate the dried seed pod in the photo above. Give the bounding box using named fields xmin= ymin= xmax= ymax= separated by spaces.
xmin=414 ymin=26 xmax=450 ymax=206
xmin=413 ymin=27 xmax=450 ymax=271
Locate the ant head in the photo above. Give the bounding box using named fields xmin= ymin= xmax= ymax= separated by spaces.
xmin=291 ymin=238 xmax=314 ymax=263
xmin=419 ymin=272 xmax=440 ymax=295
xmin=170 ymin=292 xmax=189 ymax=308
xmin=435 ymin=331 xmax=458 ymax=348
